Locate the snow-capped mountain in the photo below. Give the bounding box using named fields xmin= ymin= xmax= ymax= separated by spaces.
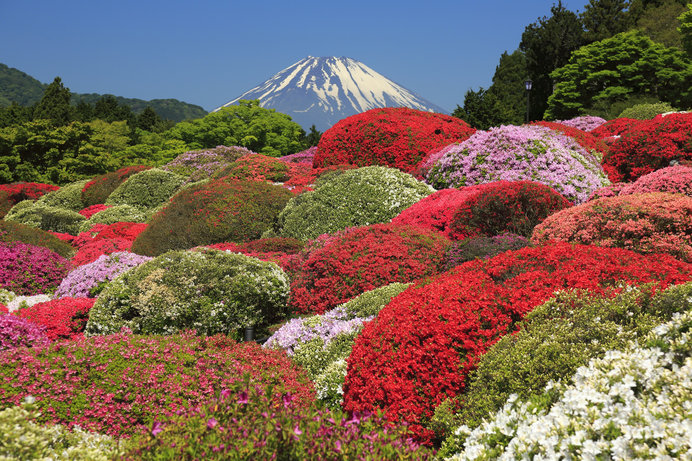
xmin=215 ymin=56 xmax=448 ymax=131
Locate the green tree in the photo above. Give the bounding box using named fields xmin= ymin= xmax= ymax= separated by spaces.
xmin=93 ymin=95 xmax=135 ymax=124
xmin=546 ymin=30 xmax=692 ymax=119
xmin=680 ymin=3 xmax=692 ymax=56
xmin=520 ymin=2 xmax=585 ymax=120
xmin=164 ymin=100 xmax=307 ymax=156
xmin=0 ymin=102 xmax=32 ymax=128
xmin=636 ymin=0 xmax=686 ymax=47
xmin=32 ymin=77 xmax=73 ymax=126
xmin=580 ymin=0 xmax=633 ymax=42
xmin=453 ymin=88 xmax=504 ymax=130
xmin=304 ymin=124 xmax=322 ymax=147
xmin=136 ymin=106 xmax=164 ymax=132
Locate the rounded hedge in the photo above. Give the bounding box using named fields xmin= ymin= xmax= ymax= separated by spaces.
xmin=0 ymin=314 xmax=50 ymax=351
xmin=3 ymin=202 xmax=86 ymax=235
xmin=212 ymin=153 xmax=292 ymax=182
xmin=0 ymin=241 xmax=72 ymax=296
xmin=105 ymin=168 xmax=186 ymax=211
xmin=552 ymin=115 xmax=606 ymax=132
xmin=81 ymin=165 xmax=152 ymax=207
xmin=444 ymin=233 xmax=531 ymax=270
xmin=532 ymin=192 xmax=692 ymax=262
xmin=131 ymin=179 xmax=293 ymax=257
xmin=314 ymin=107 xmax=476 ymax=173
xmin=618 ymin=101 xmax=677 ymax=120
xmin=618 ymin=164 xmax=692 ymax=196
xmin=426 ymin=125 xmax=609 ymax=204
xmin=85 ymin=248 xmax=290 ymax=338
xmin=342 ymin=243 xmax=692 ymax=444
xmin=17 ymin=297 xmax=96 ymax=341
xmin=78 ymin=204 xmax=147 ymax=232
xmin=290 ymin=223 xmax=450 ymax=314
xmin=35 ymin=179 xmax=89 ymax=212
xmin=272 ymin=166 xmax=434 ymax=241
xmin=0 ymin=220 xmax=75 ymax=259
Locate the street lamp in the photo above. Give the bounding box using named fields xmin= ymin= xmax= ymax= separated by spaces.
xmin=525 ymin=79 xmax=532 ymax=124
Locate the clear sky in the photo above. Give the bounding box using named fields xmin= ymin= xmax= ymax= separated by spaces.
xmin=0 ymin=0 xmax=587 ymax=113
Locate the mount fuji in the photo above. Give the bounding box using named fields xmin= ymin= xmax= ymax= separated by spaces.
xmin=215 ymin=56 xmax=448 ymax=131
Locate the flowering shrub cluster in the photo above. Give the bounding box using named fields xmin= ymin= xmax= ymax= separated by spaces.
xmin=532 ymin=192 xmax=692 ymax=262
xmin=104 ymin=168 xmax=186 ymax=211
xmin=205 ymin=237 xmax=304 ymax=273
xmin=86 ymin=249 xmax=290 ymax=337
xmin=590 ymin=117 xmax=642 ymax=138
xmin=77 ymin=204 xmax=112 ymax=219
xmin=4 ymin=202 xmax=86 ymax=235
xmin=162 ymin=146 xmax=255 ymax=183
xmin=273 ymin=166 xmax=434 ymax=241
xmin=587 ymin=182 xmax=631 ymax=200
xmin=602 ymin=112 xmax=692 ymax=182
xmin=131 ymin=179 xmax=292 ymax=256
xmin=445 ymin=233 xmax=531 ymax=270
xmin=17 ymin=297 xmax=96 ymax=341
xmin=552 ymin=115 xmax=606 ymax=132
xmin=343 ymin=243 xmax=691 ymax=443
xmin=0 ymin=401 xmax=123 ymax=461
xmin=290 ymin=224 xmax=449 ymax=314
xmin=0 ymin=182 xmax=59 ymax=218
xmin=280 ymin=163 xmax=357 ymax=195
xmin=0 ymin=314 xmax=50 ymax=350
xmin=314 ymin=107 xmax=476 ymax=173
xmin=445 ymin=309 xmax=692 ymax=460
xmin=69 ymin=222 xmax=148 ymax=266
xmin=78 ymin=205 xmax=148 ymax=232
xmin=4 ymin=293 xmax=52 ymax=313
xmin=213 ymin=153 xmax=291 ymax=182
xmin=71 ymin=238 xmax=133 ymax=266
xmin=124 ymin=387 xmax=430 ymax=460
xmin=279 ymin=146 xmax=317 ymax=164
xmin=0 ymin=333 xmax=315 ymax=438
xmin=448 ymin=180 xmax=572 ymax=240
xmin=0 ymin=242 xmax=71 ymax=295
xmin=618 ymin=164 xmax=692 ymax=196
xmin=531 ymin=121 xmax=609 ymax=158
xmin=35 ymin=179 xmax=89 ymax=211
xmin=81 ymin=165 xmax=152 ymax=207
xmin=426 ymin=125 xmax=609 ymax=204
xmin=55 ymin=251 xmax=152 ymax=299
xmin=0 ymin=220 xmax=74 ymax=259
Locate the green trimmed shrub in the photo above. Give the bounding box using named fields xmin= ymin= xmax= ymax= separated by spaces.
xmin=85 ymin=248 xmax=290 ymax=338
xmin=272 ymin=166 xmax=434 ymax=240
xmin=340 ymin=282 xmax=411 ymax=319
xmin=81 ymin=165 xmax=152 ymax=207
xmin=434 ymin=282 xmax=692 ymax=454
xmin=0 ymin=401 xmax=124 ymax=460
xmin=131 ymin=179 xmax=292 ymax=257
xmin=618 ymin=102 xmax=677 ymax=120
xmin=79 ymin=205 xmax=148 ymax=232
xmin=36 ymin=179 xmax=89 ymax=211
xmin=4 ymin=200 xmax=36 ymax=223
xmin=0 ymin=220 xmax=75 ymax=259
xmin=4 ymin=202 xmax=86 ymax=235
xmin=105 ymin=168 xmax=186 ymax=211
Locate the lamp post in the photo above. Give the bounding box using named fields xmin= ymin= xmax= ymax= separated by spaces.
xmin=525 ymin=79 xmax=532 ymax=124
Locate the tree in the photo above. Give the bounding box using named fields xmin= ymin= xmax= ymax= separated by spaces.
xmin=520 ymin=2 xmax=586 ymax=120
xmin=453 ymin=88 xmax=504 ymax=130
xmin=580 ymin=0 xmax=633 ymax=42
xmin=164 ymin=100 xmax=307 ymax=156
xmin=0 ymin=102 xmax=32 ymax=128
xmin=636 ymin=0 xmax=686 ymax=47
xmin=546 ymin=30 xmax=692 ymax=119
xmin=679 ymin=3 xmax=692 ymax=57
xmin=136 ymin=106 xmax=164 ymax=132
xmin=304 ymin=125 xmax=322 ymax=146
xmin=32 ymin=77 xmax=73 ymax=126
xmin=93 ymin=95 xmax=135 ymax=124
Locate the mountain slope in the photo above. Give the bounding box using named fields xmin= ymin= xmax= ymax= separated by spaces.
xmin=216 ymin=56 xmax=448 ymax=131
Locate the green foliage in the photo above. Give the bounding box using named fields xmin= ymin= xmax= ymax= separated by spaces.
xmin=547 ymin=30 xmax=692 ymax=120
xmin=72 ymin=94 xmax=207 ymax=123
xmin=105 ymin=168 xmax=186 ymax=211
xmin=618 ymin=101 xmax=677 ymax=118
xmin=580 ymin=0 xmax=633 ymax=42
xmin=680 ymin=2 xmax=692 ymax=56
xmin=165 ymin=100 xmax=307 ymax=156
xmin=434 ymin=282 xmax=692 ymax=455
xmin=81 ymin=165 xmax=152 ymax=207
xmin=272 ymin=166 xmax=433 ymax=241
xmin=86 ymin=248 xmax=290 ymax=337
xmin=0 ymin=220 xmax=75 ymax=259
xmin=36 ymin=179 xmax=88 ymax=211
xmin=636 ymin=0 xmax=686 ymax=48
xmin=79 ymin=205 xmax=148 ymax=232
xmin=0 ymin=63 xmax=45 ymax=107
xmin=4 ymin=202 xmax=85 ymax=235
xmin=0 ymin=401 xmax=124 ymax=461
xmin=340 ymin=282 xmax=411 ymax=319
xmin=32 ymin=77 xmax=73 ymax=126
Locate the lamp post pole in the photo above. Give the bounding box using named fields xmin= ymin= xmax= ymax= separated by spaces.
xmin=525 ymin=79 xmax=532 ymax=124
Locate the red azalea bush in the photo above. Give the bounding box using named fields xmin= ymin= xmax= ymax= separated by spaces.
xmin=206 ymin=238 xmax=305 ymax=274
xmin=81 ymin=165 xmax=152 ymax=207
xmin=77 ymin=204 xmax=112 ymax=219
xmin=601 ymin=112 xmax=692 ymax=182
xmin=314 ymin=107 xmax=476 ymax=173
xmin=343 ymin=243 xmax=692 ymax=444
xmin=69 ymin=222 xmax=146 ymax=250
xmin=0 ymin=182 xmax=60 ymax=203
xmin=290 ymin=223 xmax=450 ymax=315
xmin=618 ymin=165 xmax=692 ymax=196
xmin=16 ymin=297 xmax=96 ymax=341
xmin=590 ymin=118 xmax=642 ymax=138
xmin=532 ymin=121 xmax=609 ymax=157
xmin=71 ymin=237 xmax=133 ymax=266
xmin=213 ymin=154 xmax=292 ymax=182
xmin=281 ymin=163 xmax=357 ymax=194
xmin=0 ymin=333 xmax=315 ymax=438
xmin=0 ymin=242 xmax=72 ymax=295
xmin=449 ymin=180 xmax=573 ymax=240
xmin=0 ymin=314 xmax=50 ymax=351
xmin=532 ymin=192 xmax=692 ymax=262
xmin=0 ymin=304 xmax=6 ymax=314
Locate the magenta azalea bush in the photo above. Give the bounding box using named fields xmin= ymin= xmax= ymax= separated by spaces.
xmin=279 ymin=146 xmax=317 ymax=164
xmin=0 ymin=314 xmax=50 ymax=351
xmin=619 ymin=165 xmax=692 ymax=197
xmin=54 ymin=251 xmax=153 ymax=299
xmin=426 ymin=125 xmax=609 ymax=204
xmin=0 ymin=242 xmax=71 ymax=295
xmin=553 ymin=115 xmax=607 ymax=132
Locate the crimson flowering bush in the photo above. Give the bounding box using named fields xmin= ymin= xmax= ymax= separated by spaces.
xmin=77 ymin=204 xmax=111 ymax=219
xmin=0 ymin=333 xmax=315 ymax=438
xmin=213 ymin=154 xmax=291 ymax=182
xmin=590 ymin=118 xmax=642 ymax=138
xmin=279 ymin=146 xmax=317 ymax=164
xmin=552 ymin=115 xmax=607 ymax=132
xmin=206 ymin=238 xmax=304 ymax=274
xmin=531 ymin=121 xmax=609 ymax=157
xmin=343 ymin=243 xmax=691 ymax=444
xmin=0 ymin=183 xmax=59 ymax=218
xmin=532 ymin=193 xmax=692 ymax=262
xmin=0 ymin=314 xmax=50 ymax=350
xmin=618 ymin=165 xmax=692 ymax=196
xmin=0 ymin=242 xmax=71 ymax=295
xmin=71 ymin=238 xmax=132 ymax=266
xmin=81 ymin=165 xmax=152 ymax=207
xmin=280 ymin=163 xmax=357 ymax=195
xmin=314 ymin=107 xmax=476 ymax=173
xmin=290 ymin=223 xmax=450 ymax=315
xmin=16 ymin=297 xmax=96 ymax=341
xmin=602 ymin=113 xmax=692 ymax=182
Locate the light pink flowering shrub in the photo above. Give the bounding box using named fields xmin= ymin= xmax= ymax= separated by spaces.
xmin=619 ymin=165 xmax=692 ymax=196
xmin=553 ymin=115 xmax=607 ymax=132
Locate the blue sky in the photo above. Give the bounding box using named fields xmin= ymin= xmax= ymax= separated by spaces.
xmin=1 ymin=0 xmax=587 ymax=113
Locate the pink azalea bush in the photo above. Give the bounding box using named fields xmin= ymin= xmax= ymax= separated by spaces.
xmin=279 ymin=146 xmax=317 ymax=164
xmin=426 ymin=125 xmax=609 ymax=204
xmin=619 ymin=165 xmax=692 ymax=197
xmin=0 ymin=242 xmax=71 ymax=295
xmin=553 ymin=115 xmax=607 ymax=132
xmin=0 ymin=314 xmax=50 ymax=350
xmin=532 ymin=192 xmax=692 ymax=262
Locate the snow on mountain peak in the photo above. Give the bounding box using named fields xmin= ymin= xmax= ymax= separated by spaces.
xmin=215 ymin=56 xmax=447 ymax=131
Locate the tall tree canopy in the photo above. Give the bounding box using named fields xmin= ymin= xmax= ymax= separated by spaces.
xmin=679 ymin=3 xmax=692 ymax=57
xmin=32 ymin=77 xmax=73 ymax=126
xmin=546 ymin=30 xmax=692 ymax=119
xmin=580 ymin=0 xmax=633 ymax=42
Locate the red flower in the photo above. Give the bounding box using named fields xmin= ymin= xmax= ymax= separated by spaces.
xmin=17 ymin=297 xmax=96 ymax=341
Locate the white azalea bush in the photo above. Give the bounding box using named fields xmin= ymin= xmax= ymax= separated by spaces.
xmin=269 ymin=166 xmax=433 ymax=240
xmin=444 ymin=309 xmax=692 ymax=460
xmin=85 ymin=248 xmax=290 ymax=339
